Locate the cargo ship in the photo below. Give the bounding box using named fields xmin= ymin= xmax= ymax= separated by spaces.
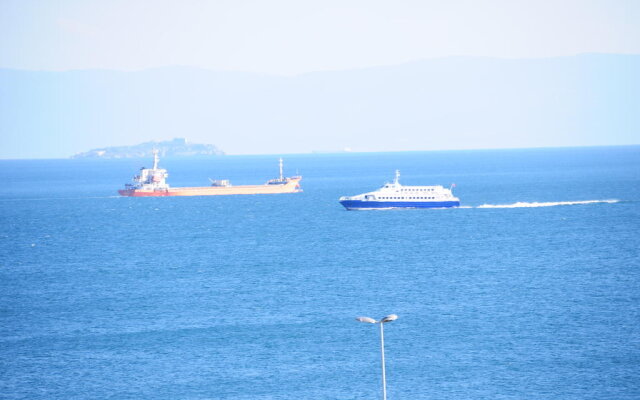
xmin=118 ymin=151 xmax=302 ymax=197
xmin=339 ymin=170 xmax=459 ymax=210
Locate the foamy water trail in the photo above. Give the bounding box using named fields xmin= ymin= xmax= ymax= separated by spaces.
xmin=475 ymin=199 xmax=619 ymax=209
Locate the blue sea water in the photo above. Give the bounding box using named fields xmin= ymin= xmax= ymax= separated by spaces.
xmin=1 ymin=146 xmax=639 ymax=400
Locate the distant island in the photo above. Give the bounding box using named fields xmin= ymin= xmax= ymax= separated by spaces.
xmin=71 ymin=138 xmax=225 ymax=159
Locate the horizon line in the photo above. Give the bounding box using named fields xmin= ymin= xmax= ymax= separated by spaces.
xmin=1 ymin=143 xmax=638 ymax=161
xmin=1 ymin=52 xmax=638 ymax=77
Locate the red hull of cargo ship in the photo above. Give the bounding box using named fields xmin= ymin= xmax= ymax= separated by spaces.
xmin=118 ymin=189 xmax=171 ymax=197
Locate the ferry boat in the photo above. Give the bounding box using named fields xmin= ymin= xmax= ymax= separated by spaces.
xmin=118 ymin=151 xmax=301 ymax=197
xmin=339 ymin=170 xmax=459 ymax=210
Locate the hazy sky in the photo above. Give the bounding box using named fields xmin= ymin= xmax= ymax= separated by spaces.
xmin=1 ymin=1 xmax=638 ymax=158
xmin=1 ymin=0 xmax=639 ymax=75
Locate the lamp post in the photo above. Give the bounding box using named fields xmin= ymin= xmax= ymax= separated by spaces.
xmin=356 ymin=314 xmax=398 ymax=400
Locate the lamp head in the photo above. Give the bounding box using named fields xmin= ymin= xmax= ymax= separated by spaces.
xmin=380 ymin=314 xmax=398 ymax=323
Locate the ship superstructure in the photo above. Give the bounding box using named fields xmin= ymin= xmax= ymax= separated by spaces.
xmin=339 ymin=170 xmax=459 ymax=210
xmin=120 ymin=150 xmax=170 ymax=194
xmin=118 ymin=154 xmax=301 ymax=197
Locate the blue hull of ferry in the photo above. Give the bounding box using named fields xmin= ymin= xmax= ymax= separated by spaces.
xmin=340 ymin=200 xmax=460 ymax=210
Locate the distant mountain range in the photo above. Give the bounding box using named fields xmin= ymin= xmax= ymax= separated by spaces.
xmin=1 ymin=54 xmax=638 ymax=158
xmin=71 ymin=138 xmax=224 ymax=159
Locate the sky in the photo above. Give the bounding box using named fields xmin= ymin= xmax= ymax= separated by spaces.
xmin=0 ymin=0 xmax=639 ymax=158
xmin=1 ymin=0 xmax=639 ymax=75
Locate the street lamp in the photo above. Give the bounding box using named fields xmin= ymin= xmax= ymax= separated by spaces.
xmin=356 ymin=314 xmax=398 ymax=400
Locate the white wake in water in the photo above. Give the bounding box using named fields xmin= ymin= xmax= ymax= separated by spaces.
xmin=475 ymin=199 xmax=619 ymax=209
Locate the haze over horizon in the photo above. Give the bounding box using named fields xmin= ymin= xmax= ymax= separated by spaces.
xmin=1 ymin=1 xmax=638 ymax=158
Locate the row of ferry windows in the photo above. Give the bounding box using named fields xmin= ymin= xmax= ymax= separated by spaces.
xmin=380 ymin=197 xmax=435 ymax=200
xmin=400 ymin=188 xmax=434 ymax=191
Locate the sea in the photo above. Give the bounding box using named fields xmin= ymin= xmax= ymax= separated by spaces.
xmin=1 ymin=146 xmax=639 ymax=400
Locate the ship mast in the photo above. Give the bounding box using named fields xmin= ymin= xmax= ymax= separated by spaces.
xmin=152 ymin=149 xmax=159 ymax=170
xmin=394 ymin=170 xmax=400 ymax=185
xmin=279 ymin=158 xmax=284 ymax=181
